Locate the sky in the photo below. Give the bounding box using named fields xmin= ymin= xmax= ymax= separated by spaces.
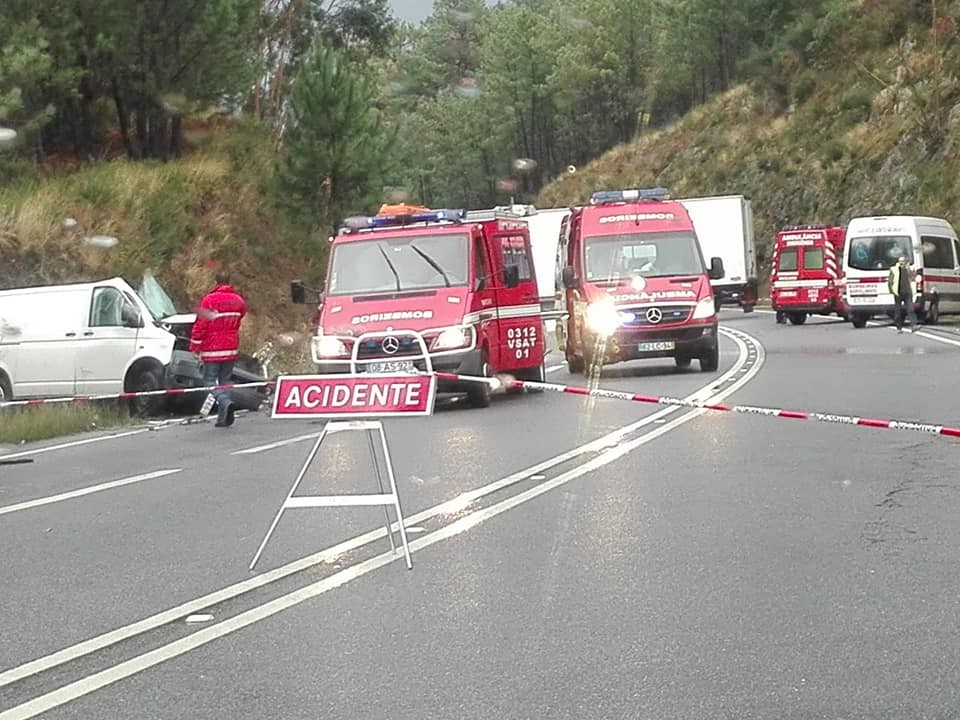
xmin=389 ymin=0 xmax=437 ymax=23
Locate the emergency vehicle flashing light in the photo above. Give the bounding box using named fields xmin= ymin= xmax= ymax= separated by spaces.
xmin=783 ymin=224 xmax=827 ymax=231
xmin=590 ymin=188 xmax=671 ymax=205
xmin=341 ymin=208 xmax=467 ymax=231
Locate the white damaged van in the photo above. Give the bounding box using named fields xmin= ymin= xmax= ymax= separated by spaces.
xmin=0 ymin=276 xmax=177 ymax=410
xmin=0 ymin=273 xmax=266 ymax=413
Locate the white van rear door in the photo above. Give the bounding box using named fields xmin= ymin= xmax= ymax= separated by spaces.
xmin=75 ymin=285 xmax=143 ymax=394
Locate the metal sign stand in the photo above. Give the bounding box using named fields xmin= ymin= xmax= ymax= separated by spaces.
xmin=249 ymin=330 xmax=437 ymax=572
xmin=248 ymin=418 xmax=412 ymax=570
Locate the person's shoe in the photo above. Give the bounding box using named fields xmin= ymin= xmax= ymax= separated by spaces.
xmin=897 ymin=327 xmax=903 ymax=333
xmin=215 ymin=400 xmax=234 ymax=427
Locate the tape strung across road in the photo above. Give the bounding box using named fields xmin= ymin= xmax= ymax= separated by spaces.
xmin=431 ymin=371 xmax=960 ymax=440
xmin=0 ymin=381 xmax=272 ymax=409
xmin=3 ymin=351 xmax=958 ymax=441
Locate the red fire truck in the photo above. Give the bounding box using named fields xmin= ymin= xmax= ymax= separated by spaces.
xmin=290 ymin=206 xmax=547 ymax=408
xmin=770 ymin=225 xmax=846 ymax=324
xmin=556 ymin=188 xmax=725 ymax=375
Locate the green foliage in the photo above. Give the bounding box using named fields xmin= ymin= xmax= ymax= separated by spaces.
xmin=274 ymin=43 xmax=395 ymax=237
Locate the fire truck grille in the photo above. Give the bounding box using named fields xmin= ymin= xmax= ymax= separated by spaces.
xmin=355 ymin=336 xmax=429 ymax=359
xmin=620 ymin=305 xmax=692 ymax=327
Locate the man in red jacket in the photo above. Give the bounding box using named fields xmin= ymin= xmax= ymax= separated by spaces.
xmin=190 ymin=272 xmax=248 ymax=427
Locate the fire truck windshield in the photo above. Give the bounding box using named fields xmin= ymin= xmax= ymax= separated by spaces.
xmin=584 ymin=231 xmax=704 ymax=281
xmin=847 ymin=235 xmax=913 ymax=271
xmin=327 ymin=233 xmax=470 ymax=295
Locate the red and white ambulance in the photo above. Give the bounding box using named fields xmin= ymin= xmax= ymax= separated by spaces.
xmin=770 ymin=224 xmax=846 ymax=324
xmin=291 ymin=206 xmax=547 ymax=408
xmin=555 ymin=188 xmax=725 ymax=374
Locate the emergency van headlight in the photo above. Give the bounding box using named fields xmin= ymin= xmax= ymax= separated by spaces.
xmin=692 ymin=296 xmax=716 ymax=320
xmin=314 ymin=335 xmax=347 ymax=358
xmin=432 ymin=326 xmax=472 ymax=350
xmin=585 ymin=300 xmax=621 ymax=336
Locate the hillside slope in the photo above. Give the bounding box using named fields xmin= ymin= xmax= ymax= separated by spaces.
xmin=537 ymin=31 xmax=960 ymax=280
xmin=0 ymin=121 xmax=318 ymax=371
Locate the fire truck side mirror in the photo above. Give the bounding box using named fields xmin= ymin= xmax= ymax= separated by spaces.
xmin=708 ymin=257 xmax=725 ymax=280
xmin=290 ymin=280 xmax=306 ymax=304
xmin=561 ymin=265 xmax=579 ymax=289
xmin=503 ymin=265 xmax=521 ymax=288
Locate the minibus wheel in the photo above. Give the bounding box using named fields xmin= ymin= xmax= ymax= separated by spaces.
xmin=566 ymin=354 xmax=584 ymax=374
xmin=516 ymin=362 xmax=545 ymax=393
xmin=466 ymin=351 xmax=492 ymax=408
xmin=926 ymin=299 xmax=940 ymax=325
xmin=851 ymin=313 xmax=868 ymax=328
xmin=0 ymin=372 xmax=11 ymax=401
xmin=699 ymin=343 xmax=719 ymax=372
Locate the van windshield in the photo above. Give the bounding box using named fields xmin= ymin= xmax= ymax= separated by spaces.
xmin=584 ymin=231 xmax=704 ymax=281
xmin=328 ymin=233 xmax=470 ymax=295
xmin=847 ymin=235 xmax=913 ymax=271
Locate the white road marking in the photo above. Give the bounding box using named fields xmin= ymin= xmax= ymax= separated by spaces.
xmin=230 ymin=432 xmax=322 ymax=456
xmin=0 ymin=327 xmax=759 ymax=692
xmin=0 ymin=430 xmax=148 ymax=462
xmin=184 ymin=615 xmax=213 ymax=624
xmin=0 ymin=470 xmax=182 ymax=517
xmin=546 ymin=364 xmax=564 ymax=373
xmin=913 ymin=330 xmax=960 ymax=348
xmin=0 ymin=332 xmax=764 ymax=720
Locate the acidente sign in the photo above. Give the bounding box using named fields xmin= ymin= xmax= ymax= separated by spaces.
xmin=271 ymin=374 xmax=437 ymax=419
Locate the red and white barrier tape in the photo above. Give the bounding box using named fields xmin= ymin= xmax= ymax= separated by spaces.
xmin=4 ymin=371 xmax=958 ymax=441
xmin=433 ymin=371 xmax=960 ymax=440
xmin=0 ymin=381 xmax=274 ymax=409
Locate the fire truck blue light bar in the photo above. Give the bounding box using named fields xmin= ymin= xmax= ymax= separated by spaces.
xmin=589 ymin=188 xmax=670 ymax=205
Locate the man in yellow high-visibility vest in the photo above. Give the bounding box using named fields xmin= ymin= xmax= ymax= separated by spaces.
xmin=887 ymin=256 xmax=917 ymax=333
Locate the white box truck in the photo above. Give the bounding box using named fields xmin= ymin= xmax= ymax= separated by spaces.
xmin=679 ymin=194 xmax=758 ymax=312
xmin=466 ymin=204 xmax=571 ymax=311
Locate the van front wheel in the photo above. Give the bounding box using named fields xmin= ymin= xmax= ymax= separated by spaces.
xmin=0 ymin=372 xmax=12 ymax=402
xmin=127 ymin=367 xmax=165 ymax=417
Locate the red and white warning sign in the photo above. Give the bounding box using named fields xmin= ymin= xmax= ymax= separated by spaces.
xmin=271 ymin=374 xmax=437 ymax=419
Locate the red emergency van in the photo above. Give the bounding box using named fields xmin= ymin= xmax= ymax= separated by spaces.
xmin=291 ymin=207 xmax=547 ymax=408
xmin=770 ymin=225 xmax=846 ymax=324
xmin=556 ymin=188 xmax=725 ymax=375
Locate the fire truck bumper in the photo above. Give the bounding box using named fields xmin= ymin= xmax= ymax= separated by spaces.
xmin=597 ymin=321 xmax=718 ymax=363
xmin=315 ymin=347 xmax=484 ymax=389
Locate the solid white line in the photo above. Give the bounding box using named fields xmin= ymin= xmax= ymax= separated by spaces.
xmin=0 ymin=470 xmax=182 ymax=517
xmin=0 ymin=328 xmax=758 ymax=692
xmin=546 ymin=364 xmax=564 ymax=373
xmin=0 ymin=430 xmax=148 ymax=462
xmin=0 ymin=331 xmax=764 ymax=720
xmin=231 ymin=432 xmax=321 ymax=456
xmin=913 ymin=330 xmax=960 ymax=348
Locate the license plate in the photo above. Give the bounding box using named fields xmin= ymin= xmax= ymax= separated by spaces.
xmin=779 ymin=291 xmax=797 ymax=298
xmin=847 ymin=296 xmax=876 ymax=305
xmin=638 ymin=341 xmax=675 ymax=352
xmin=364 ymin=360 xmax=416 ymax=374
xmin=848 ymin=283 xmax=883 ymax=296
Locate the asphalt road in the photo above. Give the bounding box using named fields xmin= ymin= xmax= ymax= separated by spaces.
xmin=2 ymin=309 xmax=960 ymax=719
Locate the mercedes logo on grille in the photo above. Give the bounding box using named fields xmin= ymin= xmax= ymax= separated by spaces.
xmin=381 ymin=336 xmax=400 ymax=354
xmin=645 ymin=307 xmax=663 ymax=324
